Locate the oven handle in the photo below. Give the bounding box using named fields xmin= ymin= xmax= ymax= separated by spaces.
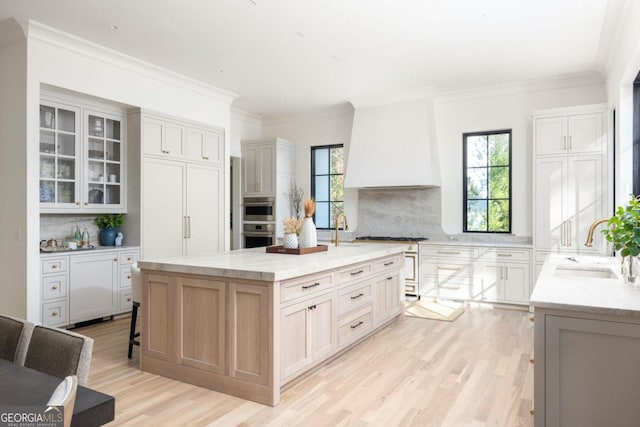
xmin=244 ymin=232 xmax=275 ymax=237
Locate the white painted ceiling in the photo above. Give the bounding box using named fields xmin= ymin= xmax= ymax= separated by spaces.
xmin=0 ymin=0 xmax=617 ymax=118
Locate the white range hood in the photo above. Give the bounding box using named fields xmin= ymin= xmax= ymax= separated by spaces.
xmin=344 ymin=97 xmax=441 ymax=188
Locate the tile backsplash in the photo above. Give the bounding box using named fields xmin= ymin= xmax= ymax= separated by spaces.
xmin=40 ymin=215 xmax=100 ymax=246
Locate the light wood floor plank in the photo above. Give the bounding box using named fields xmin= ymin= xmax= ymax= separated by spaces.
xmin=76 ymin=305 xmax=533 ymax=426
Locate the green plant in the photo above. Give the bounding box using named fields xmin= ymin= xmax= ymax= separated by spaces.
xmin=94 ymin=214 xmax=124 ymax=229
xmin=602 ymin=196 xmax=640 ymax=257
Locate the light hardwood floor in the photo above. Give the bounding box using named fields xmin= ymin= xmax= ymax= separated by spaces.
xmin=77 ymin=305 xmax=534 ymax=426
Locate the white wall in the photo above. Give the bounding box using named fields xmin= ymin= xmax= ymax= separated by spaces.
xmin=604 ymin=1 xmax=640 ymax=206
xmin=11 ymin=20 xmax=237 ymax=321
xmin=0 ymin=20 xmax=28 ymax=317
xmin=261 ymin=106 xmax=359 ymax=229
xmin=435 ymin=77 xmax=606 ymax=236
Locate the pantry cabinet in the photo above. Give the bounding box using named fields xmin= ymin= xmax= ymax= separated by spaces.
xmin=40 ymin=95 xmax=126 ymax=213
xmin=535 ymin=112 xmax=604 ymax=156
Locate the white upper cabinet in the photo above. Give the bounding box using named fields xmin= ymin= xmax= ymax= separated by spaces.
xmin=242 ymin=143 xmax=276 ymax=195
xmin=187 ymin=127 xmax=224 ymax=165
xmin=535 ymin=112 xmax=604 ymax=156
xmin=40 ymin=96 xmax=126 ymax=213
xmin=142 ymin=116 xmax=185 ymax=160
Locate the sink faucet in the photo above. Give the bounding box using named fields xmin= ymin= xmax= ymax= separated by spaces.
xmin=584 ymin=218 xmax=611 ymax=247
xmin=332 ymin=213 xmax=349 ymax=246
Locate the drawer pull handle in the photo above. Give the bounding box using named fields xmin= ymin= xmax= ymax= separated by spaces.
xmin=497 ymin=253 xmax=513 ymax=257
xmin=529 ymin=316 xmax=535 ymax=322
xmin=437 ymin=266 xmax=461 ymax=271
xmin=51 ymin=312 xmax=58 ymax=317
xmin=51 ymin=286 xmax=58 ymax=290
xmin=387 ymin=276 xmax=393 ymax=280
xmin=350 ymin=293 xmax=364 ymax=300
xmin=307 ymin=304 xmax=316 ymax=310
xmin=437 ymin=251 xmax=461 ymax=255
xmin=51 ymin=265 xmax=58 ymax=269
xmin=350 ymin=270 xmax=364 ymax=276
xmin=302 ymin=282 xmax=320 ymax=290
xmin=384 ymin=261 xmax=394 ymax=266
xmin=114 ymin=259 xmax=118 ymax=262
xmin=350 ymin=321 xmax=364 ymax=329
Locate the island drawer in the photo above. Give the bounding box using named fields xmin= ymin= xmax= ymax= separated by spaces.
xmin=480 ymin=248 xmax=531 ymax=262
xmin=42 ymin=257 xmax=68 ymax=274
xmin=337 ymin=279 xmax=373 ymax=317
xmin=338 ymin=306 xmax=372 ymax=346
xmin=421 ymin=246 xmax=478 ymax=259
xmin=373 ymin=255 xmax=402 ymax=274
xmin=42 ymin=274 xmax=67 ymax=301
xmin=281 ymin=272 xmax=334 ymax=303
xmin=337 ymin=262 xmax=373 ymax=284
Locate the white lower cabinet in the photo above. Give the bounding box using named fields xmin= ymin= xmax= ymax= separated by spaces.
xmin=372 ymin=273 xmax=402 ymax=326
xmin=478 ymin=248 xmax=531 ymax=304
xmin=41 ymin=247 xmax=140 ymax=326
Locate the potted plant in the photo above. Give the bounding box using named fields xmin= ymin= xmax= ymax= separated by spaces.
xmin=282 ymin=217 xmax=303 ymax=249
xmin=602 ymin=195 xmax=640 ymax=285
xmin=94 ymin=214 xmax=124 ymax=246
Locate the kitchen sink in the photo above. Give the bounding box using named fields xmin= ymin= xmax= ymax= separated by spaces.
xmin=555 ymin=266 xmax=618 ymax=280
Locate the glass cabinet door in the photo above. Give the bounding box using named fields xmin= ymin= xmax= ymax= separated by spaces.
xmin=85 ymin=110 xmax=123 ymax=208
xmin=39 ymin=102 xmax=80 ymax=208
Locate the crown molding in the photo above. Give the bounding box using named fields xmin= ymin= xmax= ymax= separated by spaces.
xmin=24 ymin=20 xmax=238 ymax=105
xmin=349 ymin=87 xmax=436 ymax=109
xmin=262 ymin=102 xmax=354 ymax=125
xmin=435 ymin=72 xmax=605 ymax=105
xmin=231 ymin=107 xmax=262 ymax=125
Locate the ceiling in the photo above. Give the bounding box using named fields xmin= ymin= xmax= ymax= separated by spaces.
xmin=0 ymin=0 xmax=619 ymax=119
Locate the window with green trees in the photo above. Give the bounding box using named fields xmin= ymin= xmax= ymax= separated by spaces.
xmin=463 ymin=130 xmax=511 ymax=233
xmin=311 ymin=144 xmax=344 ymax=229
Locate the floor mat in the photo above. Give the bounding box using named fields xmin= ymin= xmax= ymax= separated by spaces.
xmin=405 ymin=299 xmax=465 ymax=322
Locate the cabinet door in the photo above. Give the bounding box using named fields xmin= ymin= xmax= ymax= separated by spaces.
xmin=309 ymin=294 xmax=335 ymax=361
xmin=187 ymin=127 xmax=222 ymax=164
xmin=69 ymin=253 xmax=118 ymax=323
xmin=242 ymin=146 xmax=259 ymax=195
xmin=567 ymin=112 xmax=604 ymax=153
xmin=502 ymin=263 xmax=530 ymax=303
xmin=142 ymin=116 xmax=164 ymax=156
xmin=535 ymin=116 xmax=567 ymax=156
xmin=258 ymin=145 xmax=276 ymax=194
xmin=535 ymin=158 xmax=566 ymax=250
xmin=142 ymin=158 xmax=186 ymax=258
xmin=281 ymin=300 xmax=311 ymax=380
xmin=566 ymin=155 xmax=604 ymax=252
xmin=478 ymin=263 xmax=501 ymax=302
xmin=373 ymin=274 xmax=400 ymax=325
xmin=39 ymin=101 xmax=82 ymax=210
xmin=164 ymin=122 xmax=185 ymax=159
xmin=186 ymin=164 xmax=223 ymax=255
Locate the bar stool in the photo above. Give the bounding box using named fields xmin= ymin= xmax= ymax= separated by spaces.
xmin=128 ymin=263 xmax=140 ymax=359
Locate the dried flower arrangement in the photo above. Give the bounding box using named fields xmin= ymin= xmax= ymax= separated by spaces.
xmin=283 ymin=217 xmax=303 ymax=235
xmin=304 ymin=199 xmax=316 ymax=218
xmin=285 ymin=182 xmax=304 ymax=219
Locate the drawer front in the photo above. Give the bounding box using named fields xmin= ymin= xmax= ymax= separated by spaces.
xmin=119 ymin=251 xmax=139 ymax=266
xmin=405 ymin=283 xmax=418 ymax=295
xmin=481 ymin=248 xmax=531 ymax=262
xmin=119 ymin=289 xmax=133 ymax=312
xmin=338 ymin=306 xmax=372 ymax=345
xmin=281 ymin=273 xmax=334 ymax=303
xmin=42 ymin=275 xmax=67 ymax=301
xmin=42 ymin=258 xmax=68 ymax=274
xmin=337 ymin=280 xmax=373 ymax=317
xmin=422 ymin=276 xmax=474 ymax=299
xmin=120 ymin=267 xmax=133 ymax=288
xmin=373 ymin=255 xmax=402 ymax=274
xmin=337 ymin=263 xmax=373 ymax=284
xmin=422 ymin=260 xmax=476 ymax=282
xmin=421 ymin=245 xmax=478 ymax=259
xmin=42 ymin=300 xmax=68 ymax=327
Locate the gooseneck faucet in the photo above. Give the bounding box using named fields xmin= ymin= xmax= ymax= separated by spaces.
xmin=584 ymin=218 xmax=611 ymax=247
xmin=332 ymin=213 xmax=349 ymax=246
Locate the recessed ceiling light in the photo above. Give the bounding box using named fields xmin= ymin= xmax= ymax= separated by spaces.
xmin=330 ymin=55 xmax=339 ymax=61
xmin=247 ymin=0 xmax=257 ymax=5
xmin=109 ymin=25 xmax=119 ymax=30
xmin=294 ymin=31 xmax=304 ymax=38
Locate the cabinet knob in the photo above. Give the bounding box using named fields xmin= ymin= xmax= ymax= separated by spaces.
xmin=51 ymin=265 xmax=58 ymax=269
xmin=127 ymin=256 xmax=132 ymax=261
xmin=75 ymin=202 xmax=80 ymax=205
xmin=51 ymin=312 xmax=58 ymax=317
xmin=114 ymin=258 xmax=118 ymax=262
xmin=51 ymin=285 xmax=58 ymax=290
xmin=127 ymin=275 xmax=131 ymax=279
xmin=84 ymin=202 xmax=88 ymax=205
xmin=127 ymin=297 xmax=132 ymax=302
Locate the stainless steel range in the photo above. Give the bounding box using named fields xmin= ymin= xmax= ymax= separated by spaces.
xmin=354 ymin=236 xmax=426 ymax=299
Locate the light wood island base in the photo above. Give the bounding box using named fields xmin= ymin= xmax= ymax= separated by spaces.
xmin=138 ymin=246 xmax=405 ymax=405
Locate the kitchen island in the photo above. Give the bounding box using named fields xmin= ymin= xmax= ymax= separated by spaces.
xmin=137 ymin=244 xmax=406 ymax=406
xmin=530 ymin=254 xmax=640 ymax=427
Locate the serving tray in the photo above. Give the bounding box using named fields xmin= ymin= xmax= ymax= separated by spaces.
xmin=265 ymin=245 xmax=328 ymax=255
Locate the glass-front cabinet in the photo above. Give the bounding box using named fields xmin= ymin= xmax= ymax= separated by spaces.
xmin=39 ymin=98 xmax=126 ymax=213
xmin=39 ymin=102 xmax=81 ymax=208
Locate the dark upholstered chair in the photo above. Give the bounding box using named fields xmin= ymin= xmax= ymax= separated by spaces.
xmin=128 ymin=263 xmax=141 ymax=359
xmin=47 ymin=375 xmax=78 ymax=427
xmin=24 ymin=325 xmax=93 ymax=386
xmin=0 ymin=314 xmax=35 ymax=365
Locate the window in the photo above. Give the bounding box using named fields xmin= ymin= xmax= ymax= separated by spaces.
xmin=463 ymin=130 xmax=512 ymax=233
xmin=311 ymin=144 xmax=344 ymax=229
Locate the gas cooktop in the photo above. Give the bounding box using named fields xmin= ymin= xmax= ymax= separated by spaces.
xmin=355 ymin=236 xmax=428 ymax=243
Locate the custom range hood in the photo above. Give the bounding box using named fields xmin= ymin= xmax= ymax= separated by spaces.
xmin=344 ymin=95 xmax=441 ymax=188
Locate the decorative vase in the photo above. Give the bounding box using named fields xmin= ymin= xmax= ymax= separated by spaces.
xmin=100 ymin=227 xmax=117 ymax=246
xmin=299 ymin=217 xmax=317 ymax=248
xmin=283 ymin=233 xmax=298 ymax=249
xmin=623 ymin=256 xmax=640 ymax=287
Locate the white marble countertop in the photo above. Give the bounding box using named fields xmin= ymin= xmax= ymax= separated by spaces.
xmin=419 ymin=240 xmax=533 ymax=249
xmin=138 ymin=244 xmax=407 ymax=282
xmin=40 ymin=245 xmax=140 ymax=257
xmin=530 ymin=253 xmax=640 ymax=317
